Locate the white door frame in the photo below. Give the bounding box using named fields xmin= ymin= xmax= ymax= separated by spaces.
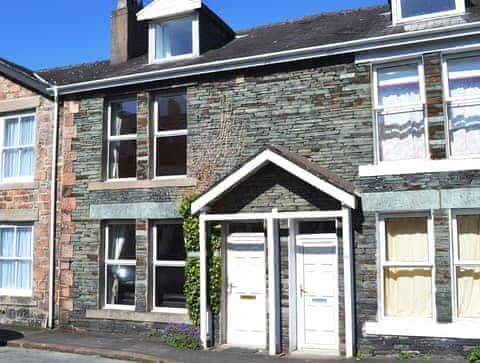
xmin=295 ymin=221 xmax=339 ymax=354
xmin=225 ymin=227 xmax=267 ymax=349
xmin=199 ymin=210 xmax=355 ymax=358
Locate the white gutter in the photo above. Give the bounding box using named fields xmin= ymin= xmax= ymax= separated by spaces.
xmin=49 ymin=20 xmax=480 ymax=95
xmin=48 ymin=85 xmax=59 ymax=329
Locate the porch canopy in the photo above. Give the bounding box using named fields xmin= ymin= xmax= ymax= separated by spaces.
xmin=191 ymin=145 xmax=358 ymax=357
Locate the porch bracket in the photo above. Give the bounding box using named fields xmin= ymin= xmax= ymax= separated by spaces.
xmin=342 ymin=206 xmax=355 ymax=358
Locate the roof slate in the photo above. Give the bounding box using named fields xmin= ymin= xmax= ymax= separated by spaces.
xmin=36 ymin=4 xmax=480 ymax=86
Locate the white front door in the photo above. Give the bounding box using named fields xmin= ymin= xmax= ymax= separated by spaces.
xmin=227 ymin=231 xmax=266 ymax=348
xmin=296 ymin=223 xmax=339 ymax=353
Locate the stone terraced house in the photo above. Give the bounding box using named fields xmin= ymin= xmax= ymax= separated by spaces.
xmin=1 ymin=0 xmax=480 ymax=359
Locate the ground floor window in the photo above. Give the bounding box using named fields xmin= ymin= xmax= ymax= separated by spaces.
xmin=0 ymin=224 xmax=33 ymax=296
xmin=152 ymin=221 xmax=186 ymax=311
xmin=104 ymin=222 xmax=136 ymax=309
xmin=378 ymin=214 xmax=434 ymax=319
xmin=452 ymin=212 xmax=480 ymax=319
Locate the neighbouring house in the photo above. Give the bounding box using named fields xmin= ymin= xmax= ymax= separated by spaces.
xmin=0 ymin=58 xmax=56 ymax=327
xmin=2 ymin=0 xmax=480 ymax=359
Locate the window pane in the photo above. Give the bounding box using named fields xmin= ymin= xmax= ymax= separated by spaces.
xmin=108 ymin=140 xmax=137 ymax=179
xmin=17 ymin=261 xmax=31 ymax=290
xmin=0 ymin=229 xmax=14 ymax=257
xmin=110 ymin=100 xmax=137 ymax=136
xmin=384 ymin=267 xmax=432 ymax=318
xmin=157 ymin=94 xmax=187 ymax=131
xmin=298 ymin=221 xmax=336 ymax=234
xmin=3 ymin=150 xmax=19 ymax=178
xmin=378 ymin=110 xmax=426 ymax=161
xmin=107 ymin=265 xmax=135 ymax=306
xmin=156 ymin=224 xmax=186 ymax=261
xmin=156 ymin=135 xmax=187 ymax=177
xmin=448 ymin=104 xmax=480 ymax=157
xmin=16 ymin=228 xmax=32 ymax=258
xmin=155 ymin=266 xmax=186 ymax=308
xmin=457 ymin=267 xmax=480 ymax=318
xmin=3 ymin=118 xmax=18 ymax=147
xmin=457 ymin=215 xmax=480 ymax=261
xmin=377 ymin=65 xmax=420 ymax=107
xmin=20 ymin=116 xmax=35 ymax=145
xmin=448 ymin=57 xmax=480 ymax=98
xmin=108 ymin=224 xmax=136 ymax=260
xmin=156 ymin=18 xmax=193 ymax=59
xmin=0 ymin=261 xmax=15 ymax=289
xmin=386 ymin=217 xmax=429 ymax=262
xmin=19 ymin=148 xmax=35 ymax=177
xmin=401 ymin=0 xmax=456 ymax=18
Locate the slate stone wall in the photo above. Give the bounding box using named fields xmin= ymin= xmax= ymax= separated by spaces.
xmin=0 ymin=75 xmax=54 ymax=327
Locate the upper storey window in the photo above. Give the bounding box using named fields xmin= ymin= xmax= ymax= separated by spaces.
xmin=150 ymin=15 xmax=199 ymax=63
xmin=373 ymin=61 xmax=428 ymax=162
xmin=392 ymin=0 xmax=465 ymax=24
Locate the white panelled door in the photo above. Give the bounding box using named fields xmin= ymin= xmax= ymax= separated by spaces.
xmin=227 ymin=232 xmax=266 ymax=348
xmin=296 ymin=227 xmax=339 ymax=353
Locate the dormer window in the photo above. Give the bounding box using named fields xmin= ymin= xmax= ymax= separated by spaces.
xmin=149 ymin=14 xmax=199 ymax=63
xmin=392 ymin=0 xmax=465 ymax=24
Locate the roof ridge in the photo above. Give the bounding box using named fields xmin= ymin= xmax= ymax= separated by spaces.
xmin=236 ymin=3 xmax=389 ymax=34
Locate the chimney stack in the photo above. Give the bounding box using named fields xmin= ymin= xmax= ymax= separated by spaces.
xmin=111 ymin=0 xmax=147 ymax=64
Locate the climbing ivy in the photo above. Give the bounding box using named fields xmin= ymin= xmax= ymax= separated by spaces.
xmin=180 ymin=194 xmax=222 ymax=325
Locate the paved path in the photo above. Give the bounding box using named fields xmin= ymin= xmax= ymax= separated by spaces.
xmin=0 ymin=326 xmax=467 ymax=363
xmin=0 ymin=346 xmax=129 ymax=362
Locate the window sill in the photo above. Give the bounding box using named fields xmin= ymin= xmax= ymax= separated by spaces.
xmin=86 ymin=309 xmax=191 ymax=324
xmin=88 ymin=177 xmax=197 ymax=191
xmin=364 ymin=320 xmax=480 ymax=339
xmin=359 ymin=158 xmax=480 ymax=177
xmin=0 ymin=296 xmax=36 ymax=307
xmin=0 ymin=181 xmax=37 ymax=191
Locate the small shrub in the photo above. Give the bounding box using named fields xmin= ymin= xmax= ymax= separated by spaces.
xmin=144 ymin=330 xmax=155 ymax=337
xmin=355 ymin=351 xmax=364 ymax=360
xmin=161 ymin=324 xmax=202 ymax=350
xmin=424 ymin=353 xmax=433 ymax=361
xmin=468 ymin=346 xmax=480 ymax=362
xmin=369 ymin=349 xmax=377 ymax=357
xmin=399 ymin=351 xmax=415 ymax=360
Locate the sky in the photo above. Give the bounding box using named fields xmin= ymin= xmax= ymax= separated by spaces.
xmin=0 ymin=0 xmax=386 ymax=70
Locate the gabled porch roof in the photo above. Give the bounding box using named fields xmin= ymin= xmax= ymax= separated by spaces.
xmin=191 ymin=144 xmax=357 ymax=213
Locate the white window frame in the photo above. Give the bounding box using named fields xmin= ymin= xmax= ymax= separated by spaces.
xmin=0 ymin=112 xmax=36 ymax=184
xmin=392 ymin=0 xmax=465 ymax=25
xmin=151 ymin=221 xmax=187 ymax=314
xmin=450 ymin=209 xmax=480 ymax=322
xmin=372 ymin=60 xmax=429 ymax=164
xmin=106 ymin=99 xmax=137 ymax=182
xmin=442 ymin=52 xmax=480 ymax=160
xmin=0 ymin=224 xmax=33 ymax=297
xmin=377 ymin=212 xmax=436 ymax=322
xmin=153 ymin=93 xmax=188 ymax=180
xmin=148 ymin=13 xmax=200 ymax=64
xmin=104 ymin=222 xmax=136 ymax=311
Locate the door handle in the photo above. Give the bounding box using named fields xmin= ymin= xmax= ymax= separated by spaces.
xmin=300 ymin=284 xmax=307 ymax=298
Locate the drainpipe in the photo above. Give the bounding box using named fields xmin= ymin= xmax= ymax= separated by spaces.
xmin=48 ymin=85 xmax=59 ymax=329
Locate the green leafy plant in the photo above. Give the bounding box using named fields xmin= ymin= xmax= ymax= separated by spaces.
xmin=355 ymin=351 xmax=364 ymax=360
xmin=181 ymin=195 xmax=223 ymax=325
xmin=369 ymin=349 xmax=377 ymax=358
xmin=143 ymin=330 xmax=155 ymax=337
xmin=468 ymin=346 xmax=480 ymax=362
xmin=161 ymin=324 xmax=202 ymax=350
xmin=399 ymin=351 xmax=415 ymax=360
xmin=424 ymin=353 xmax=433 ymax=361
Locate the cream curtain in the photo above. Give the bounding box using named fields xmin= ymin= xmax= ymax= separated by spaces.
xmin=457 ymin=215 xmax=480 ymax=318
xmin=384 ymin=217 xmax=432 ymax=318
xmin=384 ymin=268 xmax=432 ymax=318
xmin=386 ymin=218 xmax=429 ymax=262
